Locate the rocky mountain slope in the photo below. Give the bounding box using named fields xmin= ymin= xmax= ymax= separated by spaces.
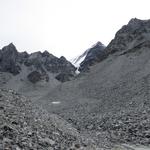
xmin=0 ymin=43 xmax=76 ymax=101
xmin=71 ymin=42 xmax=106 ymax=72
xmin=0 ymin=43 xmax=76 ymax=82
xmin=0 ymin=88 xmax=100 ymax=150
xmin=39 ymin=18 xmax=150 ymax=147
xmin=1 ymin=18 xmax=150 ymax=149
xmin=79 ymin=42 xmax=106 ymax=72
xmin=105 ymin=18 xmax=150 ymax=55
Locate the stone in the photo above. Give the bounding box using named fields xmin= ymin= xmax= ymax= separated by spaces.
xmin=55 ymin=73 xmax=74 ymax=82
xmin=39 ymin=138 xmax=55 ymax=146
xmin=27 ymin=71 xmax=42 ymax=83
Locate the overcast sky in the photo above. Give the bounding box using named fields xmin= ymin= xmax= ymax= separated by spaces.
xmin=0 ymin=0 xmax=150 ymax=59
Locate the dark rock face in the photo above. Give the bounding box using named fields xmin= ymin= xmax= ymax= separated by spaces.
xmin=0 ymin=43 xmax=76 ymax=82
xmin=0 ymin=43 xmax=21 ymax=75
xmin=27 ymin=71 xmax=42 ymax=83
xmin=79 ymin=42 xmax=106 ymax=72
xmin=78 ymin=19 xmax=150 ymax=73
xmin=55 ymin=73 xmax=74 ymax=82
xmin=79 ymin=19 xmax=150 ymax=72
xmin=27 ymin=71 xmax=49 ymax=83
xmin=44 ymin=55 xmax=75 ymax=74
xmin=25 ymin=52 xmax=76 ymax=83
xmin=106 ymin=18 xmax=150 ymax=54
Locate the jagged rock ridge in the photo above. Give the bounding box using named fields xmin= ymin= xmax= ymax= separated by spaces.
xmin=79 ymin=42 xmax=106 ymax=72
xmin=40 ymin=18 xmax=150 ymax=148
xmin=1 ymin=18 xmax=150 ymax=149
xmin=71 ymin=41 xmax=106 ymax=73
xmin=0 ymin=43 xmax=76 ymax=83
xmin=106 ymin=18 xmax=150 ymax=54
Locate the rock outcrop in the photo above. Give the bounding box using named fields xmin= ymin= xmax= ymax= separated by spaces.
xmin=41 ymin=18 xmax=150 ymax=147
xmin=0 ymin=43 xmax=21 ymax=75
xmin=75 ymin=18 xmax=150 ymax=73
xmin=71 ymin=42 xmax=106 ymax=72
xmin=55 ymin=73 xmax=74 ymax=82
xmin=2 ymin=18 xmax=150 ymax=149
xmin=79 ymin=42 xmax=106 ymax=72
xmin=0 ymin=44 xmax=76 ymax=83
xmin=106 ymin=18 xmax=150 ymax=54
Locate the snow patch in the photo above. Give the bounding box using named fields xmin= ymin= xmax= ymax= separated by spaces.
xmin=51 ymin=101 xmax=61 ymax=104
xmin=71 ymin=51 xmax=88 ymax=68
xmin=70 ymin=41 xmax=105 ymax=74
xmin=70 ymin=49 xmax=89 ymax=74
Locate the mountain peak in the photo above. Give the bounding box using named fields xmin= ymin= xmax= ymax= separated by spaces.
xmin=127 ymin=18 xmax=150 ymax=29
xmin=2 ymin=43 xmax=17 ymax=53
xmin=0 ymin=43 xmax=76 ymax=81
xmin=8 ymin=42 xmax=15 ymax=47
xmin=71 ymin=42 xmax=106 ymax=72
xmin=42 ymin=50 xmax=50 ymax=57
xmin=128 ymin=18 xmax=150 ymax=25
xmin=95 ymin=41 xmax=104 ymax=47
xmin=106 ymin=18 xmax=150 ymax=54
xmin=78 ymin=42 xmax=106 ymax=72
xmin=128 ymin=18 xmax=142 ymax=24
xmin=60 ymin=56 xmax=66 ymax=60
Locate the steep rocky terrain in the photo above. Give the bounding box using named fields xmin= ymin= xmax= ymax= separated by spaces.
xmin=71 ymin=42 xmax=106 ymax=72
xmin=1 ymin=18 xmax=150 ymax=149
xmin=79 ymin=42 xmax=106 ymax=72
xmin=39 ymin=18 xmax=150 ymax=148
xmin=0 ymin=89 xmax=100 ymax=150
xmin=106 ymin=18 xmax=150 ymax=55
xmin=0 ymin=44 xmax=76 ymax=101
xmin=0 ymin=43 xmax=76 ymax=83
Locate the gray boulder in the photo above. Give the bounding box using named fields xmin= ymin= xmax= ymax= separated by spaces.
xmin=55 ymin=73 xmax=74 ymax=82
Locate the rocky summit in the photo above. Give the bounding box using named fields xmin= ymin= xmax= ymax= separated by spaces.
xmin=71 ymin=42 xmax=106 ymax=73
xmin=1 ymin=18 xmax=150 ymax=150
xmin=79 ymin=42 xmax=106 ymax=72
xmin=0 ymin=43 xmax=76 ymax=83
xmin=106 ymin=18 xmax=150 ymax=54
